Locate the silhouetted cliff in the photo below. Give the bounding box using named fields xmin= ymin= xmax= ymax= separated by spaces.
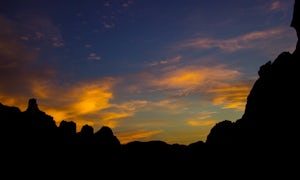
xmin=203 ymin=2 xmax=300 ymax=175
xmin=206 ymin=0 xmax=300 ymax=151
xmin=207 ymin=51 xmax=299 ymax=146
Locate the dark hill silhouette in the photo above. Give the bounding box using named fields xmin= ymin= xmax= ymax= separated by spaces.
xmin=207 ymin=51 xmax=299 ymax=148
xmin=1 ymin=1 xmax=299 ymax=178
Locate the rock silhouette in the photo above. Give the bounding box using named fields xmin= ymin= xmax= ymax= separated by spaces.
xmin=1 ymin=1 xmax=299 ymax=178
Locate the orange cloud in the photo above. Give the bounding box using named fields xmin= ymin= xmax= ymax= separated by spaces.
xmin=187 ymin=120 xmax=216 ymax=126
xmin=34 ymin=82 xmax=152 ymax=132
xmin=150 ymin=65 xmax=241 ymax=90
xmin=71 ymin=85 xmax=113 ymax=114
xmin=186 ymin=111 xmax=217 ymax=126
xmin=207 ymin=84 xmax=251 ymax=111
xmin=117 ymin=63 xmax=251 ymax=114
xmin=152 ymin=98 xmax=191 ymax=111
xmin=37 ymin=79 xmax=116 ymax=130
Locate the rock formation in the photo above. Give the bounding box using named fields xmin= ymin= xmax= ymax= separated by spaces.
xmin=207 ymin=1 xmax=299 ymax=150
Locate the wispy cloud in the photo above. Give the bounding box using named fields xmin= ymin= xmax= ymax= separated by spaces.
xmin=265 ymin=0 xmax=292 ymax=12
xmin=147 ymin=55 xmax=182 ymax=67
xmin=85 ymin=44 xmax=92 ymax=48
xmin=207 ymin=84 xmax=252 ymax=111
xmin=149 ymin=65 xmax=241 ymax=91
xmin=97 ymin=100 xmax=149 ymax=127
xmin=88 ymin=52 xmax=101 ymax=61
xmin=101 ymin=0 xmax=134 ymax=30
xmin=117 ymin=63 xmax=252 ymax=112
xmin=187 ymin=119 xmax=216 ymax=127
xmin=180 ymin=28 xmax=286 ymax=52
xmin=187 ymin=111 xmax=217 ymax=127
xmin=270 ymin=1 xmax=281 ymax=11
xmin=20 ymin=16 xmax=64 ymax=48
xmin=103 ymin=21 xmax=115 ymax=29
xmin=151 ymin=98 xmax=191 ymax=112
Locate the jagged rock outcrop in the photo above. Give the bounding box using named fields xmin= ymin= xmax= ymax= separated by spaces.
xmin=93 ymin=126 xmax=121 ymax=154
xmin=20 ymin=98 xmax=58 ymax=148
xmin=1 ymin=98 xmax=122 ymax=158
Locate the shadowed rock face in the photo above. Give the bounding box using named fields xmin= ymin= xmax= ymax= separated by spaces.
xmin=206 ymin=52 xmax=299 ymax=150
xmin=206 ymin=0 xmax=300 ymax=152
xmin=239 ymin=51 xmax=299 ymax=145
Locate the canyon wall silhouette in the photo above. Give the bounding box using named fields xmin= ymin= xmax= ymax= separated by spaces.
xmin=1 ymin=1 xmax=299 ymax=179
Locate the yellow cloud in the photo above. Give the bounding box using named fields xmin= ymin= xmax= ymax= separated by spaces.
xmin=44 ymin=88 xmax=149 ymax=132
xmin=112 ymin=100 xmax=148 ymax=112
xmin=100 ymin=112 xmax=133 ymax=126
xmin=153 ymin=98 xmax=188 ymax=109
xmin=187 ymin=120 xmax=216 ymax=126
xmin=8 ymin=78 xmax=116 ymax=132
xmin=186 ymin=111 xmax=217 ymax=126
xmin=208 ymin=85 xmax=251 ymax=111
xmin=71 ymin=87 xmax=113 ymax=114
xmin=124 ymin=64 xmax=251 ymax=113
xmin=151 ymin=68 xmax=204 ymax=88
xmin=150 ymin=65 xmax=240 ymax=90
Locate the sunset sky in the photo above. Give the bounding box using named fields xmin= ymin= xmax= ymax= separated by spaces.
xmin=0 ymin=0 xmax=296 ymax=145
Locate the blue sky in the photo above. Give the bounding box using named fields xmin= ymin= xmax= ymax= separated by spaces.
xmin=0 ymin=0 xmax=296 ymax=145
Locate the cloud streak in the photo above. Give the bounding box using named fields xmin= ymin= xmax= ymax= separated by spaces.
xmin=147 ymin=55 xmax=182 ymax=67
xmin=180 ymin=28 xmax=286 ymax=52
xmin=207 ymin=84 xmax=251 ymax=111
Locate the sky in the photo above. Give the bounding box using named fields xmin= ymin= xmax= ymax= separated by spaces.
xmin=0 ymin=0 xmax=296 ymax=145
